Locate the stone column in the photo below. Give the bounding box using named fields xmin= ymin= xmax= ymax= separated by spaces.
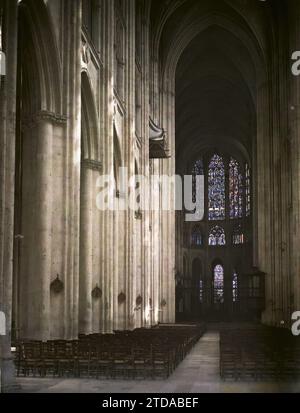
xmin=31 ymin=117 xmax=53 ymax=341
xmin=0 ymin=0 xmax=18 ymax=393
xmin=18 ymin=116 xmax=56 ymax=341
xmin=141 ymin=12 xmax=151 ymax=328
xmin=289 ymin=0 xmax=300 ymax=314
xmin=124 ymin=0 xmax=136 ymax=331
xmin=257 ymin=79 xmax=273 ymax=325
xmin=79 ymin=162 xmax=94 ymax=334
xmin=101 ymin=0 xmax=115 ymax=334
xmin=61 ymin=0 xmax=82 ymax=339
xmin=161 ymin=83 xmax=176 ymax=324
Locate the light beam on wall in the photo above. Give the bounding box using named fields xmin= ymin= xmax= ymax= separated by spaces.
xmin=0 ymin=51 xmax=5 ymax=76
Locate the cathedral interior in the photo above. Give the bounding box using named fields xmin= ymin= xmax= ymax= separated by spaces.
xmin=1 ymin=0 xmax=300 ymax=393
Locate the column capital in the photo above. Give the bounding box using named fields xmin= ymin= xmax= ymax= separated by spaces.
xmin=22 ymin=110 xmax=68 ymax=129
xmin=81 ymin=158 xmax=103 ymax=172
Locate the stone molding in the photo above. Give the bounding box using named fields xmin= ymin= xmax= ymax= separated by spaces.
xmin=81 ymin=158 xmax=103 ymax=172
xmin=22 ymin=110 xmax=67 ymax=129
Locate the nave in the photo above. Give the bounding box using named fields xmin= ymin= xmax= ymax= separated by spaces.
xmin=16 ymin=325 xmax=300 ymax=394
xmin=2 ymin=0 xmax=300 ymax=392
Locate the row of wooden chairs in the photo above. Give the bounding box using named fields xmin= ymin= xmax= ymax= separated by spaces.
xmin=15 ymin=323 xmax=206 ymax=380
xmin=220 ymin=328 xmax=300 ymax=381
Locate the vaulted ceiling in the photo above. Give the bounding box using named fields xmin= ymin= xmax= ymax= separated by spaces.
xmin=175 ymin=25 xmax=256 ymax=168
xmin=149 ymin=0 xmax=277 ymax=171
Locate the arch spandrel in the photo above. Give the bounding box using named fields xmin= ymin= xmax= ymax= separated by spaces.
xmin=19 ymin=0 xmax=63 ymax=116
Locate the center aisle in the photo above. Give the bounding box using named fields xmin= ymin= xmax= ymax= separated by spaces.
xmin=161 ymin=331 xmax=221 ymax=393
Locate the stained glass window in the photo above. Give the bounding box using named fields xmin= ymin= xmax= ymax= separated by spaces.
xmin=199 ymin=279 xmax=204 ymax=303
xmin=232 ymin=270 xmax=238 ymax=302
xmin=245 ymin=163 xmax=251 ymax=217
xmin=232 ymin=225 xmax=244 ymax=245
xmin=209 ymin=226 xmax=226 ymax=246
xmin=192 ymin=159 xmax=204 ymax=204
xmin=213 ymin=264 xmax=224 ymax=304
xmin=229 ymin=158 xmax=243 ymax=219
xmin=208 ymin=155 xmax=225 ymax=220
xmin=191 ymin=226 xmax=202 ymax=246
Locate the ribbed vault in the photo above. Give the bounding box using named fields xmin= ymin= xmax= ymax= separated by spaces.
xmin=149 ymin=0 xmax=274 ymax=169
xmin=175 ymin=25 xmax=256 ymax=169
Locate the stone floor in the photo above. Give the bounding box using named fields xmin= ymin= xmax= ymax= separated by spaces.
xmin=16 ymin=331 xmax=300 ymax=393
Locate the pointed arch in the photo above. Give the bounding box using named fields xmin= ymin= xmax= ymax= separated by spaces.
xmin=212 ymin=261 xmax=224 ymax=304
xmin=162 ymin=12 xmax=267 ymax=90
xmin=81 ymin=72 xmax=100 ymax=161
xmin=113 ymin=126 xmax=122 ymax=192
xmin=232 ymin=269 xmax=238 ymax=303
xmin=209 ymin=226 xmax=226 ymax=246
xmin=191 ymin=225 xmax=202 ymax=247
xmin=191 ymin=158 xmax=204 ymax=204
xmin=18 ymin=0 xmax=62 ymax=115
xmin=229 ymin=157 xmax=243 ymax=219
xmin=208 ymin=154 xmax=225 ymax=221
xmin=232 ymin=224 xmax=244 ymax=245
xmin=245 ymin=162 xmax=251 ymax=217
